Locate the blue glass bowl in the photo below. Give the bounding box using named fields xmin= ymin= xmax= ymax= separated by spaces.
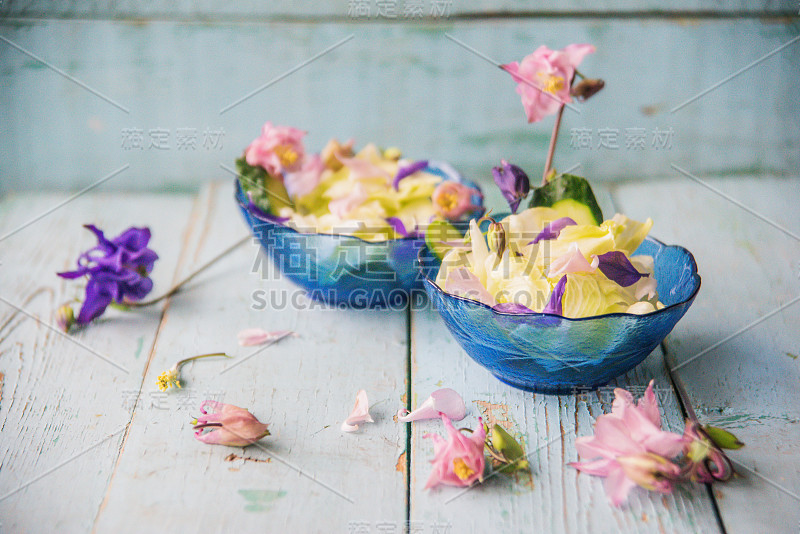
xmin=418 ymin=237 xmax=701 ymax=394
xmin=235 ymin=162 xmax=483 ymax=308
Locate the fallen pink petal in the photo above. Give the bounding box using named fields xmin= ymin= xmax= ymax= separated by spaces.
xmin=341 ymin=389 xmax=374 ymax=432
xmin=397 ymin=388 xmax=466 ymax=423
xmin=237 ymin=328 xmax=294 ymax=347
xmin=193 ymin=400 xmax=270 ymax=447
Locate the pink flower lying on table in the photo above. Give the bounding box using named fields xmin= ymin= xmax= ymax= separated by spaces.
xmin=193 ymin=400 xmax=270 ymax=447
xmin=342 ymin=389 xmax=374 ymax=432
xmin=570 ymin=380 xmax=685 ymax=506
xmin=397 ymin=388 xmax=466 ymax=423
xmin=245 ymin=122 xmax=306 ymax=176
xmin=424 ymin=414 xmax=486 ymax=489
xmin=502 ymin=44 xmax=595 ymax=123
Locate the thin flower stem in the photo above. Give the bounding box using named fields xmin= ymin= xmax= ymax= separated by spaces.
xmin=128 ymin=235 xmax=250 ymax=307
xmin=542 ymin=104 xmax=565 ymax=185
xmin=176 ymin=352 xmax=231 ymax=369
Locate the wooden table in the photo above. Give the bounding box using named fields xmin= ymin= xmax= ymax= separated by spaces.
xmin=1 ymin=177 xmax=798 ymax=533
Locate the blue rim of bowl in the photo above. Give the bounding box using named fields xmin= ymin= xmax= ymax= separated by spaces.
xmin=234 ymin=161 xmax=485 ymax=245
xmin=417 ymin=235 xmax=701 ymax=321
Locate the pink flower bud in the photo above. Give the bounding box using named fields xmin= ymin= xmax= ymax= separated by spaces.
xmin=193 ymin=400 xmax=270 ymax=447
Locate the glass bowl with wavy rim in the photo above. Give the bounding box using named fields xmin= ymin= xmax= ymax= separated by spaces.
xmin=236 ymin=161 xmax=483 ymax=308
xmin=418 ymin=236 xmax=701 ymax=393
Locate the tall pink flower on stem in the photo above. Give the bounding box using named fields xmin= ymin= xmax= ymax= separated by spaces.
xmin=424 ymin=414 xmax=486 ymax=489
xmin=502 ymin=44 xmax=595 ymax=124
xmin=502 ymin=43 xmax=599 ymax=185
xmin=570 ymin=380 xmax=685 ymax=506
xmin=245 ymin=122 xmax=306 ymax=177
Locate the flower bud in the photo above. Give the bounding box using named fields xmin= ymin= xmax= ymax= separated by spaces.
xmin=487 ymin=221 xmax=506 ymax=257
xmin=383 ymin=147 xmax=402 ymax=161
xmin=617 ymin=452 xmax=681 ymax=493
xmin=491 ymin=160 xmax=530 ymax=214
xmin=682 ymin=420 xmax=736 ymax=482
xmin=489 ymin=424 xmax=529 ymax=472
xmin=570 ymin=78 xmax=605 ymax=101
xmin=56 ymin=303 xmax=75 ymax=333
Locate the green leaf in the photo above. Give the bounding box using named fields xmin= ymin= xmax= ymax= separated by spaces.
xmin=529 ymin=173 xmax=603 ymax=226
xmin=235 ymin=156 xmax=294 ymax=215
xmin=704 ymin=425 xmax=745 ymax=450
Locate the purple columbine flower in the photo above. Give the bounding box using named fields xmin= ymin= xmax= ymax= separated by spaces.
xmin=492 ymin=160 xmax=530 ymax=214
xmin=57 ymin=225 xmax=159 ymax=325
xmin=595 ymin=251 xmax=648 ymax=287
xmin=393 ymin=160 xmax=428 ymax=190
xmin=543 ymin=275 xmax=567 ymax=315
xmin=531 ymin=217 xmax=577 ymax=244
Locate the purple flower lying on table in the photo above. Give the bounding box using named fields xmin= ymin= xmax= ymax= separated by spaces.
xmin=57 ymin=225 xmax=158 ymax=329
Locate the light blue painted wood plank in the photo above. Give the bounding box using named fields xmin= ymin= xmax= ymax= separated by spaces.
xmin=612 ymin=175 xmax=800 ymax=534
xmin=92 ymin=182 xmax=408 ymax=533
xmin=1 ymin=19 xmax=798 ymax=195
xmin=408 ymin=308 xmax=721 ymax=533
xmin=0 ymin=191 xmax=194 ymax=532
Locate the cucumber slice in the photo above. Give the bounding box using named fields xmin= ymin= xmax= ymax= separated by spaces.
xmin=425 ymin=219 xmax=464 ymax=260
xmin=530 ymin=173 xmax=603 ymax=226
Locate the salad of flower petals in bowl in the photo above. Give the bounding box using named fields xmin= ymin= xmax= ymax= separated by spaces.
xmin=235 ymin=122 xmax=484 ymax=308
xmin=418 ymin=172 xmax=701 ymax=394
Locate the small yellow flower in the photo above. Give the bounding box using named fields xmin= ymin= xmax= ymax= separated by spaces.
xmin=156 ymin=353 xmax=231 ymax=392
xmin=156 ymin=367 xmax=181 ymax=391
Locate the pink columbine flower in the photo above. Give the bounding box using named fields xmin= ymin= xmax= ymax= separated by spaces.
xmin=570 ymin=380 xmax=685 ymax=506
xmin=502 ymin=44 xmax=595 ymax=123
xmin=397 ymin=388 xmax=466 ymax=423
xmin=424 ymin=414 xmax=486 ymax=489
xmin=431 ymin=182 xmax=482 ymax=221
xmin=193 ymin=400 xmax=270 ymax=447
xmin=341 ymin=389 xmax=374 ymax=432
xmin=245 ymin=122 xmax=306 ymax=177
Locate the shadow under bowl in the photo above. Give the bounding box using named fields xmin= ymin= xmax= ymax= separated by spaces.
xmin=418 ymin=237 xmax=701 ymax=394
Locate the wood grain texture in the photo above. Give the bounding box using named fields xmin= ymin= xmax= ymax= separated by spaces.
xmin=408 ymin=306 xmax=721 ymax=533
xmin=91 ymin=182 xmax=409 ymax=533
xmin=1 ymin=18 xmax=797 ymax=195
xmin=0 ymin=192 xmax=193 ymax=533
xmin=612 ymin=176 xmax=800 ymax=534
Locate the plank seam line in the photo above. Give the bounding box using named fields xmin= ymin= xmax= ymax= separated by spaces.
xmin=0 ymin=11 xmax=796 ymax=25
xmin=89 ymin=189 xmax=206 ymax=533
xmin=661 ymin=341 xmax=728 ymax=534
xmin=404 ymin=304 xmax=413 ymax=526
